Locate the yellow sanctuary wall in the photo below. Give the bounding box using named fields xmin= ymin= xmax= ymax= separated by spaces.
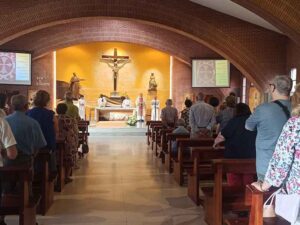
xmin=56 ymin=42 xmax=170 ymax=111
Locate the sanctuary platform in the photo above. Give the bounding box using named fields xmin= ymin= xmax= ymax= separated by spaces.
xmin=89 ymin=121 xmax=146 ymax=136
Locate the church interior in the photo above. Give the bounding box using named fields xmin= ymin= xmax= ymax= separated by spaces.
xmin=0 ymin=1 xmax=299 ymax=225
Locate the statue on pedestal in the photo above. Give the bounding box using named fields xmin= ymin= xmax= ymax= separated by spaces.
xmin=69 ymin=72 xmax=84 ymax=100
xmin=148 ymin=73 xmax=157 ymax=91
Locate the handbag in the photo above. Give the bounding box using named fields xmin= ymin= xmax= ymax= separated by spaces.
xmin=263 ymin=189 xmax=280 ymax=218
xmin=275 ymin=192 xmax=300 ymax=223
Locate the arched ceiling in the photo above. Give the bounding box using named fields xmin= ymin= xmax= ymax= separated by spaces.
xmin=0 ymin=0 xmax=290 ymax=90
xmin=231 ymin=0 xmax=300 ymax=45
xmin=190 ymin=0 xmax=281 ymax=33
xmin=1 ymin=19 xmax=220 ymax=64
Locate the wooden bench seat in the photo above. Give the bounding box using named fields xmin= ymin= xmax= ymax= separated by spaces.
xmin=187 ymin=147 xmax=224 ymax=205
xmin=146 ymin=121 xmax=162 ymax=146
xmin=0 ymin=166 xmax=40 ymax=225
xmin=203 ymin=159 xmax=256 ymax=225
xmin=226 ymin=185 xmax=290 ymax=225
xmin=165 ymin=133 xmax=190 ymax=173
xmin=173 ymin=138 xmax=215 ymax=185
xmin=33 ymin=149 xmax=55 ymax=215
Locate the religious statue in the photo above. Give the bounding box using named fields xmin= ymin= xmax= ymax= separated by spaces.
xmin=100 ymin=48 xmax=131 ymax=96
xmin=69 ymin=72 xmax=84 ymax=100
xmin=135 ymin=93 xmax=146 ymax=122
xmin=78 ymin=95 xmax=85 ymax=120
xmin=97 ymin=94 xmax=107 ymax=108
xmin=148 ymin=73 xmax=157 ymax=91
xmin=122 ymin=96 xmax=131 ymax=109
xmin=151 ymin=96 xmax=160 ymax=121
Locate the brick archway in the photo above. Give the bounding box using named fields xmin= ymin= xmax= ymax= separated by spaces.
xmin=232 ymin=0 xmax=300 ymax=45
xmin=0 ymin=0 xmax=287 ymax=90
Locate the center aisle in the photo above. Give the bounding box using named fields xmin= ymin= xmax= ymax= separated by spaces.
xmin=11 ymin=136 xmax=206 ymax=225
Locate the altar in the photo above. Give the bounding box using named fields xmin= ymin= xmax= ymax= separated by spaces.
xmin=95 ymin=107 xmax=136 ymax=121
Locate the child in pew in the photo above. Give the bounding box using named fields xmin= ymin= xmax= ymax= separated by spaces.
xmin=221 ymin=103 xmax=257 ymax=186
xmin=56 ymin=103 xmax=79 ymax=183
xmin=171 ymin=119 xmax=189 ymax=158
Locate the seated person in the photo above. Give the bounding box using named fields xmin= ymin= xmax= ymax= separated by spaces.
xmin=171 ymin=119 xmax=189 ymax=158
xmin=161 ymin=99 xmax=178 ymax=128
xmin=56 ymin=103 xmax=79 ymax=183
xmin=98 ymin=94 xmax=107 ymax=108
xmin=26 ymin=90 xmax=58 ymax=174
xmin=221 ymin=103 xmax=257 ymax=186
xmin=122 ymin=96 xmax=131 ymax=108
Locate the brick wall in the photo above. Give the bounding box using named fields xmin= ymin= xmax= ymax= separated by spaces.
xmin=0 ymin=0 xmax=289 ymax=91
xmin=0 ymin=53 xmax=55 ymax=108
xmin=286 ymin=39 xmax=300 ymax=82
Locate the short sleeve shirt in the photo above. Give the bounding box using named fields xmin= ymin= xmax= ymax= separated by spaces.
xmin=0 ymin=118 xmax=17 ymax=166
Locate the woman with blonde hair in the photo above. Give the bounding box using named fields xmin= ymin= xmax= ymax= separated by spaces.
xmin=252 ymin=83 xmax=300 ymax=224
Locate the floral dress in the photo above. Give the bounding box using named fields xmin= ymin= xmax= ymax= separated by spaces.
xmin=181 ymin=108 xmax=190 ymax=127
xmin=264 ymin=116 xmax=300 ymax=194
xmin=57 ymin=115 xmax=79 ymax=168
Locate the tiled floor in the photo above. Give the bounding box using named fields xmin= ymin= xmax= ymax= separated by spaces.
xmin=6 ymin=136 xmax=206 ymax=225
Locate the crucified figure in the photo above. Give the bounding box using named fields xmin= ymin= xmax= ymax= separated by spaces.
xmin=100 ymin=48 xmax=131 ymax=93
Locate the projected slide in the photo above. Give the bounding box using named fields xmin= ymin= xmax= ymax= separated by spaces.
xmin=0 ymin=52 xmax=31 ymax=85
xmin=192 ymin=60 xmax=230 ymax=87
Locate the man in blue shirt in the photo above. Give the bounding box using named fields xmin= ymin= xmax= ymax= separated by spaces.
xmin=246 ymin=75 xmax=292 ymax=181
xmin=5 ymin=94 xmax=46 ymax=166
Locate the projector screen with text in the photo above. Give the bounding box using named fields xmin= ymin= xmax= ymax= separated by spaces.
xmin=0 ymin=52 xmax=31 ymax=85
xmin=192 ymin=60 xmax=230 ymax=87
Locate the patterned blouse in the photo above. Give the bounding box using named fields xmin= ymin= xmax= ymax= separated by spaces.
xmin=265 ymin=116 xmax=300 ymax=194
xmin=181 ymin=108 xmax=190 ymax=127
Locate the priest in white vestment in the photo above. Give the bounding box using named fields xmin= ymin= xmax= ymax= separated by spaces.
xmin=78 ymin=95 xmax=85 ymax=120
xmin=135 ymin=93 xmax=146 ymax=122
xmin=98 ymin=95 xmax=107 ymax=108
xmin=122 ymin=96 xmax=131 ymax=108
xmin=151 ymin=96 xmax=160 ymax=121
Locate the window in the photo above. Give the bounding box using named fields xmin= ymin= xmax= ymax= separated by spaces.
xmin=290 ymin=68 xmax=297 ymax=96
xmin=242 ymin=77 xmax=247 ymax=103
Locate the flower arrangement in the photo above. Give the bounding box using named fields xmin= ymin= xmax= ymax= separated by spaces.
xmin=127 ymin=113 xmax=137 ymax=126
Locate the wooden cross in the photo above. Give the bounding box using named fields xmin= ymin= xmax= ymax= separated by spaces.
xmin=100 ymin=48 xmax=131 ymax=94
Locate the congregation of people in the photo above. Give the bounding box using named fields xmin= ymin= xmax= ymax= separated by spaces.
xmin=0 ymin=90 xmax=86 ymax=225
xmin=151 ymin=75 xmax=300 ymax=223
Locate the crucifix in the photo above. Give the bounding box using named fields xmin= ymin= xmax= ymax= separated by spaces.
xmin=100 ymin=48 xmax=131 ymax=96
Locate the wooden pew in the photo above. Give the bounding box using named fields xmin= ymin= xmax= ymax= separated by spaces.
xmin=33 ymin=149 xmax=55 ymax=215
xmin=225 ymin=185 xmax=290 ymax=225
xmin=78 ymin=120 xmax=90 ymax=154
xmin=153 ymin=125 xmax=163 ymax=156
xmin=146 ymin=121 xmax=161 ymax=145
xmin=165 ymin=133 xmax=190 ymax=173
xmin=146 ymin=121 xmax=162 ymax=150
xmin=149 ymin=122 xmax=162 ymax=151
xmin=55 ymin=137 xmax=66 ymax=192
xmin=203 ymin=159 xmax=256 ymax=225
xmin=0 ymin=166 xmax=40 ymax=225
xmin=157 ymin=128 xmax=173 ymax=163
xmin=187 ymin=147 xmax=224 ymax=205
xmin=173 ymin=138 xmax=215 ymax=185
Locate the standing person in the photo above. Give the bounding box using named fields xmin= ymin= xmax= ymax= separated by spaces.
xmin=216 ymin=95 xmax=236 ymax=131
xmin=181 ymin=98 xmax=193 ymax=128
xmin=26 ymin=90 xmax=58 ymax=175
xmin=161 ymin=99 xmax=178 ymax=128
xmin=64 ymin=91 xmax=80 ymax=120
xmin=135 ymin=93 xmax=146 ymax=122
xmin=0 ymin=93 xmax=7 ymax=117
xmin=251 ymin=83 xmax=300 ymax=224
xmin=221 ymin=103 xmax=257 ymax=186
xmin=246 ymin=75 xmax=292 ymax=181
xmin=189 ymin=92 xmax=215 ymax=138
xmin=5 ymin=94 xmax=46 ymax=165
xmin=78 ymin=95 xmax=85 ymax=120
xmin=151 ymin=96 xmax=160 ymax=121
xmin=56 ymin=103 xmax=78 ymax=183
